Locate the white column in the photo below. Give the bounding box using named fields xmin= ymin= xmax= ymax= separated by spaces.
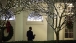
xmin=23 ymin=10 xmax=31 ymax=41
xmin=73 ymin=3 xmax=76 ymax=40
xmin=15 ymin=11 xmax=24 ymax=41
xmin=73 ymin=17 xmax=76 ymax=40
xmin=47 ymin=15 xmax=54 ymax=40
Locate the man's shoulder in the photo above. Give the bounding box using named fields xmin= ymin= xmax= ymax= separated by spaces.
xmin=27 ymin=30 xmax=29 ymax=32
xmin=27 ymin=30 xmax=31 ymax=32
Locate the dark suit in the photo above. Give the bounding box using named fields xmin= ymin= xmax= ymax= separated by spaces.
xmin=27 ymin=30 xmax=34 ymax=41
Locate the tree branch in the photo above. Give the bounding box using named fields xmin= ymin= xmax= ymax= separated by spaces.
xmin=58 ymin=25 xmax=65 ymax=31
xmin=0 ymin=1 xmax=3 ymax=9
xmin=53 ymin=3 xmax=60 ymax=17
xmin=60 ymin=20 xmax=66 ymax=27
xmin=46 ymin=18 xmax=56 ymax=31
xmin=59 ymin=3 xmax=66 ymax=28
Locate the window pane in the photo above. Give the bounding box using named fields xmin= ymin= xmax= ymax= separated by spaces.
xmin=69 ymin=29 xmax=73 ymax=32
xmin=69 ymin=33 xmax=73 ymax=38
xmin=1 ymin=15 xmax=15 ymax=20
xmin=65 ymin=29 xmax=68 ymax=32
xmin=65 ymin=3 xmax=73 ymax=38
xmin=1 ymin=9 xmax=15 ymax=20
xmin=27 ymin=11 xmax=43 ymax=21
xmin=65 ymin=33 xmax=68 ymax=38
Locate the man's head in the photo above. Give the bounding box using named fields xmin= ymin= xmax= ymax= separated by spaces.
xmin=29 ymin=27 xmax=32 ymax=30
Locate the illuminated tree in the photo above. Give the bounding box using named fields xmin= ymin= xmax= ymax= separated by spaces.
xmin=0 ymin=0 xmax=76 ymax=43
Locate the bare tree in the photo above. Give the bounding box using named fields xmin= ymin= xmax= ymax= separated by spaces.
xmin=44 ymin=0 xmax=76 ymax=43
xmin=0 ymin=0 xmax=76 ymax=43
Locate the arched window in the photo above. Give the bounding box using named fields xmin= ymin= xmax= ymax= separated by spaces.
xmin=27 ymin=11 xmax=43 ymax=21
xmin=1 ymin=10 xmax=15 ymax=20
xmin=1 ymin=15 xmax=15 ymax=20
xmin=64 ymin=3 xmax=73 ymax=39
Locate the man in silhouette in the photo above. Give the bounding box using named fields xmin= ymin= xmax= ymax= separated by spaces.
xmin=27 ymin=27 xmax=35 ymax=41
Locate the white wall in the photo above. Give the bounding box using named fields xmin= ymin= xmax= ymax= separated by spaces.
xmin=23 ymin=11 xmax=47 ymax=41
xmin=73 ymin=17 xmax=76 ymax=40
xmin=15 ymin=11 xmax=24 ymax=41
xmin=47 ymin=15 xmax=54 ymax=40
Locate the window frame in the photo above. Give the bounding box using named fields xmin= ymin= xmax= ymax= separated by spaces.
xmin=64 ymin=3 xmax=74 ymax=40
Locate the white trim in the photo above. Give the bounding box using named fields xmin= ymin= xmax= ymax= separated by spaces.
xmin=64 ymin=38 xmax=73 ymax=40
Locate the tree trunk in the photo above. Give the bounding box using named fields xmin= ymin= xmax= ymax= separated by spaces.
xmin=56 ymin=32 xmax=59 ymax=43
